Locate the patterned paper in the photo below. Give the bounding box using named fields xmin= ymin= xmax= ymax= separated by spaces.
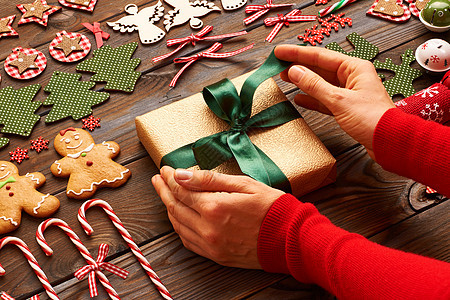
xmin=326 ymin=32 xmax=379 ymax=60
xmin=0 ymin=15 xmax=19 ymax=39
xmin=4 ymin=47 xmax=47 ymax=80
xmin=0 ymin=84 xmax=41 ymax=137
xmin=43 ymin=71 xmax=110 ymax=123
xmin=58 ymin=0 xmax=97 ymax=12
xmin=374 ymin=49 xmax=422 ymax=98
xmin=49 ymin=31 xmax=91 ymax=63
xmin=76 ymin=42 xmax=141 ymax=92
xmin=16 ymin=0 xmax=61 ymax=27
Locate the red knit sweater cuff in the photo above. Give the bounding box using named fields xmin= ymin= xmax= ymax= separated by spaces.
xmin=257 ymin=193 xmax=304 ymax=274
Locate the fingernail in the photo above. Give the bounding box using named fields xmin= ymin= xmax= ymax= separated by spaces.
xmin=289 ymin=65 xmax=305 ymax=83
xmin=175 ymin=169 xmax=193 ymax=180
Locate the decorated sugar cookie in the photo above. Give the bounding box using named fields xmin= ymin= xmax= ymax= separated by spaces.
xmin=0 ymin=161 xmax=60 ymax=234
xmin=4 ymin=47 xmax=47 ymax=80
xmin=51 ymin=128 xmax=131 ymax=200
xmin=163 ymin=0 xmax=221 ymax=31
xmin=107 ymin=3 xmax=166 ymax=44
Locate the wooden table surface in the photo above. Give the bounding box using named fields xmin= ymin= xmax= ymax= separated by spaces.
xmin=0 ymin=0 xmax=448 ymax=298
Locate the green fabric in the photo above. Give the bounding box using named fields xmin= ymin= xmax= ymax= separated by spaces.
xmin=43 ymin=71 xmax=110 ymax=123
xmin=374 ymin=49 xmax=422 ymax=98
xmin=0 ymin=138 xmax=9 ymax=149
xmin=161 ymin=49 xmax=301 ymax=192
xmin=0 ymin=176 xmax=15 ymax=189
xmin=326 ymin=32 xmax=379 ymax=61
xmin=0 ymin=84 xmax=41 ymax=137
xmin=76 ymin=42 xmax=141 ymax=92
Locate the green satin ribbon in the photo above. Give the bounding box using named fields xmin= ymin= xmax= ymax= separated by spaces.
xmin=0 ymin=176 xmax=15 ymax=189
xmin=161 ymin=49 xmax=302 ymax=192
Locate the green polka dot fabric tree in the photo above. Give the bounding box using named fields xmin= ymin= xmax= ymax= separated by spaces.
xmin=0 ymin=138 xmax=9 ymax=149
xmin=373 ymin=49 xmax=422 ymax=98
xmin=43 ymin=71 xmax=110 ymax=123
xmin=76 ymin=42 xmax=141 ymax=92
xmin=0 ymin=84 xmax=41 ymax=137
xmin=326 ymin=32 xmax=379 ymax=61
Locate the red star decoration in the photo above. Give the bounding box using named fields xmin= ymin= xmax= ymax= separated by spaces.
xmin=30 ymin=136 xmax=49 ymax=153
xmin=9 ymin=147 xmax=29 ymax=164
xmin=0 ymin=15 xmax=19 ymax=39
xmin=82 ymin=115 xmax=101 ymax=131
xmin=16 ymin=0 xmax=61 ymax=27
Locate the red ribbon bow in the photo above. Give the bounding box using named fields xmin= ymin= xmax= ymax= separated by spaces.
xmin=152 ymin=26 xmax=248 ymax=63
xmin=170 ymin=42 xmax=254 ymax=88
xmin=74 ymin=244 xmax=129 ymax=298
xmin=244 ymin=0 xmax=294 ymax=25
xmin=264 ymin=10 xmax=316 ymax=42
xmin=82 ymin=22 xmax=110 ymax=48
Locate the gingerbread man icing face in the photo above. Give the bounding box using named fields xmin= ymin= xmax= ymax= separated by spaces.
xmin=55 ymin=127 xmax=95 ymax=156
xmin=51 ymin=127 xmax=131 ymax=200
xmin=0 ymin=161 xmax=60 ymax=234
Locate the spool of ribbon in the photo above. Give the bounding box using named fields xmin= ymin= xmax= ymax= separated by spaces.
xmin=82 ymin=22 xmax=110 ymax=48
xmin=152 ymin=26 xmax=248 ymax=63
xmin=264 ymin=10 xmax=317 ymax=42
xmin=74 ymin=244 xmax=129 ymax=298
xmin=170 ymin=42 xmax=254 ymax=88
xmin=244 ymin=0 xmax=294 ymax=25
xmin=161 ymin=48 xmax=303 ymax=192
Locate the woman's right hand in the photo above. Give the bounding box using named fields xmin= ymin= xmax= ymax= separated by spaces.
xmin=275 ymin=45 xmax=395 ymax=159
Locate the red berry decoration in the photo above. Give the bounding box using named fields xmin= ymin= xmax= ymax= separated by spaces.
xmin=9 ymin=147 xmax=29 ymax=164
xmin=30 ymin=136 xmax=49 ymax=153
xmin=82 ymin=115 xmax=101 ymax=131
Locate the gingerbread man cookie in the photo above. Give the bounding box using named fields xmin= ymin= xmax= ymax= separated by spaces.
xmin=51 ymin=128 xmax=131 ymax=200
xmin=0 ymin=161 xmax=60 ymax=234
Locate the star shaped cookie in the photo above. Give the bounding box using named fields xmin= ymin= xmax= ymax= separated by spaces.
xmin=8 ymin=52 xmax=38 ymax=74
xmin=17 ymin=0 xmax=61 ymax=27
xmin=54 ymin=35 xmax=83 ymax=56
xmin=0 ymin=15 xmax=19 ymax=39
xmin=69 ymin=0 xmax=91 ymax=7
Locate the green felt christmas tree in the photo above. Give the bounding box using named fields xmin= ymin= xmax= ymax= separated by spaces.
xmin=326 ymin=32 xmax=379 ymax=61
xmin=0 ymin=84 xmax=41 ymax=136
xmin=43 ymin=71 xmax=110 ymax=123
xmin=76 ymin=42 xmax=141 ymax=92
xmin=373 ymin=49 xmax=422 ymax=98
xmin=0 ymin=138 xmax=9 ymax=149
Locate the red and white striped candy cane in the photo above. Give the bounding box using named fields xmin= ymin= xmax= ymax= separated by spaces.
xmin=1 ymin=292 xmax=39 ymax=300
xmin=36 ymin=218 xmax=120 ymax=300
xmin=0 ymin=237 xmax=57 ymax=300
xmin=78 ymin=199 xmax=173 ymax=300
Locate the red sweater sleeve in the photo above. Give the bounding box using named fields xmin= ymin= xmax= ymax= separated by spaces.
xmin=373 ymin=108 xmax=450 ymax=197
xmin=258 ymin=194 xmax=450 ymax=299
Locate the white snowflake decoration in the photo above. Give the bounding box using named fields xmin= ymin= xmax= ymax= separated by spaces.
xmin=420 ymin=103 xmax=444 ymax=123
xmin=395 ymin=99 xmax=408 ymax=107
xmin=415 ymin=86 xmax=440 ymax=98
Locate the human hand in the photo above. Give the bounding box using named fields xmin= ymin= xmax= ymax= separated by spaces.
xmin=275 ymin=45 xmax=395 ymax=159
xmin=152 ymin=166 xmax=285 ymax=269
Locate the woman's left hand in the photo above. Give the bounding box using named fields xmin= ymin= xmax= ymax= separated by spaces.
xmin=152 ymin=166 xmax=285 ymax=269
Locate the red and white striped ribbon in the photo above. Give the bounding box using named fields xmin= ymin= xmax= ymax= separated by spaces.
xmin=264 ymin=10 xmax=317 ymax=42
xmin=244 ymin=0 xmax=293 ymax=25
xmin=82 ymin=22 xmax=110 ymax=48
xmin=78 ymin=199 xmax=173 ymax=300
xmin=153 ymin=25 xmax=248 ymax=63
xmin=36 ymin=219 xmax=121 ymax=300
xmin=75 ymin=244 xmax=128 ymax=298
xmin=0 ymin=237 xmax=58 ymax=300
xmin=426 ymin=186 xmax=438 ymax=194
xmin=1 ymin=292 xmax=39 ymax=300
xmin=170 ymin=42 xmax=254 ymax=87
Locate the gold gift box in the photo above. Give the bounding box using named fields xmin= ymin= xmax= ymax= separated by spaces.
xmin=135 ymin=72 xmax=336 ymax=197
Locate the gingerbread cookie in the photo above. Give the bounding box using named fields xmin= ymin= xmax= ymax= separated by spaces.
xmin=50 ymin=128 xmax=131 ymax=199
xmin=0 ymin=161 xmax=60 ymax=234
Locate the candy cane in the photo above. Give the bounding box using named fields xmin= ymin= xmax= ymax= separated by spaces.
xmin=36 ymin=219 xmax=120 ymax=300
xmin=1 ymin=292 xmax=39 ymax=300
xmin=0 ymin=237 xmax=57 ymax=300
xmin=318 ymin=0 xmax=357 ymax=17
xmin=78 ymin=199 xmax=173 ymax=300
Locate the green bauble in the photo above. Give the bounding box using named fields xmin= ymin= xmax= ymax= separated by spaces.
xmin=422 ymin=0 xmax=450 ymax=26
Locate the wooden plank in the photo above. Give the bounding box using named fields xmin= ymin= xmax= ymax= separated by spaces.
xmin=248 ymin=199 xmax=449 ymax=299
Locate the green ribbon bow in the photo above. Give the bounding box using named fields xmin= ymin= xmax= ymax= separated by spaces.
xmin=161 ymin=49 xmax=302 ymax=192
xmin=0 ymin=176 xmax=15 ymax=189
